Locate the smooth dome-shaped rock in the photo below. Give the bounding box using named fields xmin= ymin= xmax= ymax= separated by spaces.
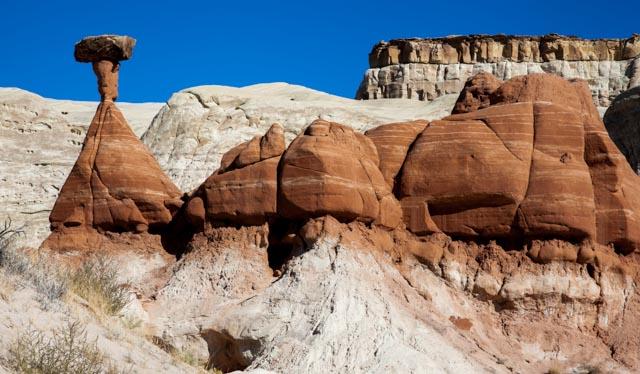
xmin=278 ymin=120 xmax=402 ymax=229
xmin=189 ymin=123 xmax=285 ymax=226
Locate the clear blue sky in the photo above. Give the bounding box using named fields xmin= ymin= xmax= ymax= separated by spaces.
xmin=1 ymin=0 xmax=638 ymax=102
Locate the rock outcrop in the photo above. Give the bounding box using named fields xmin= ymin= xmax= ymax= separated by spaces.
xmin=0 ymin=88 xmax=160 ymax=249
xmin=357 ymin=34 xmax=640 ymax=113
xmin=383 ymin=73 xmax=640 ymax=253
xmin=186 ymin=124 xmax=285 ymax=226
xmin=399 ymin=102 xmax=533 ymax=238
xmin=41 ymin=35 xmax=182 ymax=252
xmin=278 ymin=120 xmax=402 ymax=229
xmin=604 ymin=86 xmax=640 ymax=174
xmin=173 ymin=73 xmax=640 ymax=255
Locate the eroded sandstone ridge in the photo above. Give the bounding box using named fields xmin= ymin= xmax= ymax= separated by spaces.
xmin=175 ymin=73 xmax=640 ymax=256
xmin=357 ymin=34 xmax=640 ymax=112
xmin=31 ymin=36 xmax=640 ymax=372
xmin=42 ymin=35 xmax=182 ymax=251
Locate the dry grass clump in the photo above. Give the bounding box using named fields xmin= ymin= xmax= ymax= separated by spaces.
xmin=6 ymin=321 xmax=116 ymax=374
xmin=0 ymin=219 xmax=67 ymax=303
xmin=68 ymin=256 xmax=129 ymax=316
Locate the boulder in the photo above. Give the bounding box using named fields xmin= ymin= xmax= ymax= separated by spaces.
xmin=74 ymin=35 xmax=136 ymax=62
xmin=451 ymin=72 xmax=502 ymax=114
xmin=364 ymin=120 xmax=428 ymax=189
xmin=603 ymin=86 xmax=640 ymax=174
xmin=46 ymin=101 xmax=182 ymax=247
xmin=399 ymin=102 xmax=533 ymax=237
xmin=190 ymin=124 xmax=285 ymax=226
xmin=278 ymin=120 xmax=402 ymax=229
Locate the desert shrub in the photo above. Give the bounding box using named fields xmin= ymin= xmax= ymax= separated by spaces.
xmin=7 ymin=321 xmax=112 ymax=374
xmin=0 ymin=219 xmax=67 ymax=302
xmin=69 ymin=256 xmax=129 ymax=316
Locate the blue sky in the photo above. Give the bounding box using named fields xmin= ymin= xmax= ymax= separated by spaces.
xmin=1 ymin=0 xmax=638 ymax=102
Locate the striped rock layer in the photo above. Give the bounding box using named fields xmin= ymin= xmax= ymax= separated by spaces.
xmin=384 ymin=73 xmax=640 ymax=254
xmin=357 ymin=34 xmax=640 ymax=111
xmin=44 ymin=101 xmax=182 ymax=250
xmin=153 ymin=73 xmax=640 ymax=256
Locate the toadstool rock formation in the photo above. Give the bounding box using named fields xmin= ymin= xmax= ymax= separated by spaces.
xmin=42 ymin=35 xmax=182 ymax=252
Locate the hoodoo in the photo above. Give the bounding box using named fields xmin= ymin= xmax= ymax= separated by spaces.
xmin=42 ymin=35 xmax=182 ymax=251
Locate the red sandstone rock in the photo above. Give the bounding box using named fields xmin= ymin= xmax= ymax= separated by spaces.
xmin=516 ymin=102 xmax=596 ymax=240
xmin=190 ymin=124 xmax=285 ymax=226
xmin=199 ymin=157 xmax=279 ymax=225
xmin=399 ymin=103 xmax=533 ymax=237
xmin=278 ymin=120 xmax=402 ymax=229
xmin=488 ymin=74 xmax=640 ymax=253
xmin=451 ymin=72 xmax=503 ymax=114
xmin=365 ymin=120 xmax=428 ymax=189
xmin=46 ymin=101 xmax=182 ymax=248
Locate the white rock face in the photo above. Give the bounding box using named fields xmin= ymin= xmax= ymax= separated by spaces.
xmin=0 ymin=88 xmax=162 ymax=248
xmin=358 ymin=58 xmax=639 ymax=114
xmin=148 ymin=223 xmax=635 ymax=373
xmin=142 ymin=83 xmax=457 ymax=191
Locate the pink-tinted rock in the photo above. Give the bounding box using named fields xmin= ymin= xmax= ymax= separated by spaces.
xmin=452 ymin=72 xmax=503 ymax=114
xmin=487 ymin=73 xmax=640 ymax=253
xmin=278 ymin=120 xmax=402 ymax=229
xmin=399 ymin=103 xmax=534 ymax=237
xmin=365 ymin=120 xmax=428 ymax=189
xmin=200 ymin=158 xmax=279 ymax=225
xmin=46 ymin=102 xmax=183 ymax=249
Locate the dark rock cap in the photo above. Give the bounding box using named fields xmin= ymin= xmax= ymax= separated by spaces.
xmin=74 ymin=35 xmax=136 ymax=63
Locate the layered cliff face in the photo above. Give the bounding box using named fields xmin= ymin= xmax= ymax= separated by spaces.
xmin=357 ymin=34 xmax=640 ymax=113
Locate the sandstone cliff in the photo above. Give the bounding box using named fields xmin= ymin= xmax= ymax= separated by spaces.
xmin=357 ymin=34 xmax=640 ymax=113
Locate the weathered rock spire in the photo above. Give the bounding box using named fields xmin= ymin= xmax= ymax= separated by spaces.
xmin=74 ymin=35 xmax=136 ymax=101
xmin=42 ymin=35 xmax=182 ymax=252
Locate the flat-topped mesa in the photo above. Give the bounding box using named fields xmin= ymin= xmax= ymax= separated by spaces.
xmin=367 ymin=34 xmax=640 ymax=67
xmin=357 ymin=34 xmax=640 ymax=111
xmin=74 ymin=35 xmax=136 ymax=101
